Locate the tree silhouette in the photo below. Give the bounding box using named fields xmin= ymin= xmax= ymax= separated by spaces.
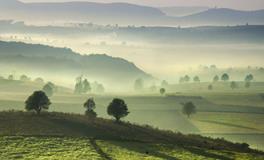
xmin=83 ymin=79 xmax=91 ymax=93
xmin=213 ymin=75 xmax=219 ymax=82
xmin=8 ymin=75 xmax=14 ymax=81
xmin=245 ymin=74 xmax=254 ymax=82
xmin=34 ymin=77 xmax=44 ymax=84
xmin=230 ymin=81 xmax=238 ymax=89
xmin=25 ymin=91 xmax=51 ymax=115
xmin=134 ymin=78 xmax=144 ymax=91
xmin=160 ymin=88 xmax=166 ymax=96
xmin=181 ymin=102 xmax=196 ymax=118
xmin=42 ymin=83 xmax=54 ymax=97
xmin=20 ymin=75 xmax=30 ymax=82
xmin=221 ymin=73 xmax=230 ymax=82
xmin=161 ymin=80 xmax=169 ymax=88
xmin=107 ymin=98 xmax=129 ymax=122
xmin=208 ymin=84 xmax=213 ymax=90
xmin=184 ymin=75 xmax=190 ymax=82
xmin=245 ymin=81 xmax=251 ymax=88
xmin=84 ymin=98 xmax=97 ymax=118
xmin=193 ymin=76 xmax=200 ymax=83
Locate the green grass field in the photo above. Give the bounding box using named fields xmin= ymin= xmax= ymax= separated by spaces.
xmin=0 ymin=111 xmax=263 ymax=160
xmin=0 ymin=79 xmax=264 ymax=157
xmin=1 ymin=136 xmax=263 ymax=160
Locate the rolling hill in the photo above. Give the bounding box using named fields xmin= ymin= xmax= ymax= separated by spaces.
xmin=180 ymin=8 xmax=264 ymax=26
xmin=0 ymin=0 xmax=264 ymax=26
xmin=0 ymin=41 xmax=153 ymax=89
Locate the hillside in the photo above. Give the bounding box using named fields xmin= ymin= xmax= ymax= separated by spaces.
xmin=0 ymin=0 xmax=264 ymax=26
xmin=0 ymin=111 xmax=263 ymax=154
xmin=0 ymin=41 xmax=152 ymax=88
xmin=180 ymin=8 xmax=264 ymax=26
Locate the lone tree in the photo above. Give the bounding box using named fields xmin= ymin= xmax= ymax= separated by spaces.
xmin=20 ymin=75 xmax=30 ymax=82
xmin=83 ymin=79 xmax=91 ymax=93
xmin=161 ymin=80 xmax=169 ymax=88
xmin=25 ymin=91 xmax=51 ymax=115
xmin=245 ymin=81 xmax=251 ymax=88
xmin=84 ymin=98 xmax=97 ymax=118
xmin=213 ymin=75 xmax=219 ymax=83
xmin=245 ymin=74 xmax=254 ymax=82
xmin=181 ymin=102 xmax=196 ymax=118
xmin=160 ymin=88 xmax=166 ymax=96
xmin=134 ymin=78 xmax=144 ymax=91
xmin=42 ymin=83 xmax=54 ymax=97
xmin=221 ymin=73 xmax=230 ymax=82
xmin=193 ymin=76 xmax=200 ymax=83
xmin=208 ymin=84 xmax=213 ymax=90
xmin=107 ymin=98 xmax=129 ymax=122
xmin=230 ymin=81 xmax=238 ymax=89
xmin=8 ymin=75 xmax=14 ymax=81
xmin=34 ymin=77 xmax=44 ymax=84
xmin=184 ymin=75 xmax=190 ymax=83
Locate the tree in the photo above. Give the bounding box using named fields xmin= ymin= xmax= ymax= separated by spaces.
xmin=42 ymin=83 xmax=54 ymax=97
xmin=160 ymin=88 xmax=166 ymax=96
xmin=245 ymin=74 xmax=254 ymax=82
xmin=184 ymin=75 xmax=190 ymax=83
xmin=34 ymin=77 xmax=44 ymax=84
xmin=179 ymin=77 xmax=184 ymax=83
xmin=84 ymin=98 xmax=96 ymax=111
xmin=20 ymin=75 xmax=30 ymax=82
xmin=134 ymin=78 xmax=144 ymax=91
xmin=83 ymin=79 xmax=91 ymax=93
xmin=74 ymin=76 xmax=83 ymax=94
xmin=213 ymin=75 xmax=219 ymax=83
xmin=245 ymin=81 xmax=251 ymax=88
xmin=221 ymin=73 xmax=229 ymax=82
xmin=230 ymin=81 xmax=238 ymax=89
xmin=8 ymin=75 xmax=14 ymax=81
xmin=181 ymin=102 xmax=196 ymax=118
xmin=193 ymin=76 xmax=200 ymax=83
xmin=161 ymin=80 xmax=169 ymax=88
xmin=84 ymin=98 xmax=97 ymax=118
xmin=25 ymin=91 xmax=51 ymax=115
xmin=208 ymin=84 xmax=213 ymax=90
xmin=149 ymin=85 xmax=157 ymax=92
xmin=107 ymin=98 xmax=129 ymax=122
xmin=74 ymin=81 xmax=83 ymax=94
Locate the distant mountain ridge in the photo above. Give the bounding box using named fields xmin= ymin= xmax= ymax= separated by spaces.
xmin=180 ymin=8 xmax=264 ymax=25
xmin=0 ymin=0 xmax=264 ymax=26
xmin=0 ymin=41 xmax=153 ymax=89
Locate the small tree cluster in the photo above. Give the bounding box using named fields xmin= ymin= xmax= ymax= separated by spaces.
xmin=179 ymin=75 xmax=190 ymax=83
xmin=74 ymin=76 xmax=91 ymax=94
xmin=244 ymin=74 xmax=254 ymax=88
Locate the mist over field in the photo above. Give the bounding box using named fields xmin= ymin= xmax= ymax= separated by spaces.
xmin=0 ymin=0 xmax=264 ymax=159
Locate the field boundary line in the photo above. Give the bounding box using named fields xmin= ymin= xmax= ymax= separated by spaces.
xmin=90 ymin=138 xmax=112 ymax=160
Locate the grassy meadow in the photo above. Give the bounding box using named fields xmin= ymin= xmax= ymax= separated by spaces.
xmin=0 ymin=78 xmax=264 ymax=159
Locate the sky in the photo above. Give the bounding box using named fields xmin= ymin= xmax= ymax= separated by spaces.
xmin=20 ymin=0 xmax=264 ymax=10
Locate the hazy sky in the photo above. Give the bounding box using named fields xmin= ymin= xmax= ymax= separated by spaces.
xmin=21 ymin=0 xmax=264 ymax=10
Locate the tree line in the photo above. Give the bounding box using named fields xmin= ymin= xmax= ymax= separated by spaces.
xmin=24 ymin=91 xmax=196 ymax=122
